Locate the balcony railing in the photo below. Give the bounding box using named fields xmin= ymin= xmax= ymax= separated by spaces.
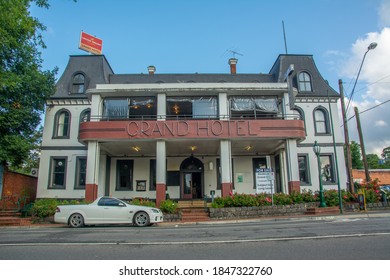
xmin=89 ymin=113 xmax=302 ymax=122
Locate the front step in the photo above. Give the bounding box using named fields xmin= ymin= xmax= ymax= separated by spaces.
xmin=178 ymin=200 xmax=211 ymax=208
xmin=180 ymin=208 xmax=210 ymax=222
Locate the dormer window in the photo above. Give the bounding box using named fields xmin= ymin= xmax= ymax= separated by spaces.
xmin=298 ymin=71 xmax=312 ymax=92
xmin=72 ymin=73 xmax=85 ymax=94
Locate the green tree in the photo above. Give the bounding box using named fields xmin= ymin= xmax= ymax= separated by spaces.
xmin=382 ymin=147 xmax=390 ymax=162
xmin=0 ymin=0 xmax=56 ymax=167
xmin=366 ymin=154 xmax=380 ymax=169
xmin=350 ymin=141 xmax=363 ymax=169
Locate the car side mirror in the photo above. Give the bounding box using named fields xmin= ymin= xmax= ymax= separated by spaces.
xmin=118 ymin=202 xmax=126 ymax=207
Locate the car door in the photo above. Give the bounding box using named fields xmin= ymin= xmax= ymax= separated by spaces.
xmin=100 ymin=198 xmax=132 ymax=223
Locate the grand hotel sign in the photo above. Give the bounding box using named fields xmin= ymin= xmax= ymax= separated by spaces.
xmin=79 ymin=119 xmax=305 ymax=140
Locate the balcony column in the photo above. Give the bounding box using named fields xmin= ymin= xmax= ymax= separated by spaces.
xmin=218 ymin=92 xmax=228 ymax=120
xmin=220 ymin=139 xmax=233 ymax=197
xmin=85 ymin=140 xmax=100 ymax=201
xmin=285 ymin=139 xmax=300 ymax=193
xmin=90 ymin=94 xmax=102 ymax=121
xmin=156 ymin=140 xmax=166 ymax=207
xmin=157 ymin=93 xmax=166 ymax=120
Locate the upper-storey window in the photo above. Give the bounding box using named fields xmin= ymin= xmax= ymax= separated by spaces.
xmin=80 ymin=109 xmax=91 ymax=123
xmin=166 ymin=96 xmax=218 ymax=119
xmin=103 ymin=97 xmax=156 ymax=120
xmin=72 ymin=73 xmax=86 ymax=94
xmin=53 ymin=109 xmax=70 ymax=138
xmin=298 ymin=71 xmax=312 ymax=92
xmin=229 ymin=96 xmax=279 ymax=119
xmin=314 ymin=107 xmax=330 ymax=134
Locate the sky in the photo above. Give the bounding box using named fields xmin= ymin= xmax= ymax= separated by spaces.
xmin=30 ymin=0 xmax=390 ymax=156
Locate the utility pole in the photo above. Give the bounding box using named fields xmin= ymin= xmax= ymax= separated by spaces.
xmin=354 ymin=106 xmax=370 ymax=183
xmin=339 ymin=79 xmax=353 ymax=192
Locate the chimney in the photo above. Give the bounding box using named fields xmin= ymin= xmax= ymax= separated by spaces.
xmin=228 ymin=58 xmax=238 ymax=74
xmin=148 ymin=66 xmax=156 ymax=75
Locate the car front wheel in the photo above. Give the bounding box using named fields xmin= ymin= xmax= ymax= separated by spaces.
xmin=133 ymin=211 xmax=150 ymax=227
xmin=69 ymin=213 xmax=84 ymax=228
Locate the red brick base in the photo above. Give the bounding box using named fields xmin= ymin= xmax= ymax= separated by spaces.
xmin=85 ymin=184 xmax=98 ymax=202
xmin=156 ymin=183 xmax=166 ymax=207
xmin=221 ymin=182 xmax=233 ymax=197
xmin=288 ymin=181 xmax=300 ymax=194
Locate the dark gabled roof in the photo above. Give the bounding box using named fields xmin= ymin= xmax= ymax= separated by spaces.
xmin=51 ymin=55 xmax=114 ymax=99
xmin=269 ymin=54 xmax=339 ymax=97
xmin=109 ymin=73 xmax=275 ymax=84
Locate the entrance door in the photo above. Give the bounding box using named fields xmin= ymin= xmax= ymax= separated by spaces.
xmin=180 ymin=156 xmax=204 ymax=199
xmin=182 ymin=172 xmax=202 ymax=199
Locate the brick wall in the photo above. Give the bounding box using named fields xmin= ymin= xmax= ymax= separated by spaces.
xmin=352 ymin=169 xmax=390 ymax=185
xmin=0 ymin=168 xmax=37 ymax=210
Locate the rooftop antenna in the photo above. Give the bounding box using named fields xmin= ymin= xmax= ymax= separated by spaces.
xmin=226 ymin=49 xmax=243 ymax=58
xmin=282 ymin=20 xmax=288 ymax=54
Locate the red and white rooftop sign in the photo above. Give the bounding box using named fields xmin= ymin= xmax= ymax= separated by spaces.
xmin=79 ymin=31 xmax=103 ymax=55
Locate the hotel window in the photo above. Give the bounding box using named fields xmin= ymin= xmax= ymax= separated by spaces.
xmin=103 ymin=99 xmax=128 ymax=119
xmin=149 ymin=159 xmax=156 ymax=191
xmin=116 ymin=160 xmax=134 ymax=191
xmin=320 ymin=155 xmax=335 ymax=183
xmin=230 ymin=96 xmax=279 ymax=119
xmin=72 ymin=73 xmax=86 ymax=94
xmin=298 ymin=155 xmax=310 ymax=185
xmin=75 ymin=157 xmax=87 ymax=189
xmin=314 ymin=107 xmax=330 ymax=134
xmin=166 ymin=96 xmax=218 ymax=119
xmin=103 ymin=97 xmax=156 ymax=120
xmin=53 ymin=109 xmax=70 ymax=138
xmin=298 ymin=71 xmax=312 ymax=92
xmin=80 ymin=109 xmax=90 ymax=123
xmin=49 ymin=157 xmax=67 ymax=189
xmin=129 ymin=97 xmax=156 ymax=119
xmin=252 ymin=158 xmax=267 ymax=189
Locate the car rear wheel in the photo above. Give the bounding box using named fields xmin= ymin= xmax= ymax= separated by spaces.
xmin=133 ymin=211 xmax=150 ymax=227
xmin=69 ymin=213 xmax=84 ymax=228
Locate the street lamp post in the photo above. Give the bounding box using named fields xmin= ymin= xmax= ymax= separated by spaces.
xmin=342 ymin=42 xmax=377 ymax=190
xmin=313 ymin=141 xmax=327 ymax=207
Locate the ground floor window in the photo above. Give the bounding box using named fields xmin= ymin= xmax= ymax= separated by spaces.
xmin=252 ymin=157 xmax=267 ymax=189
xmin=75 ymin=157 xmax=87 ymax=189
xmin=149 ymin=159 xmax=156 ymax=190
xmin=116 ymin=160 xmax=134 ymax=190
xmin=298 ymin=154 xmax=310 ymax=185
xmin=320 ymin=155 xmax=335 ymax=183
xmin=49 ymin=157 xmax=67 ymax=189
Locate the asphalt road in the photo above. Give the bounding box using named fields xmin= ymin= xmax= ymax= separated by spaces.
xmin=1 ymin=214 xmax=390 ymax=260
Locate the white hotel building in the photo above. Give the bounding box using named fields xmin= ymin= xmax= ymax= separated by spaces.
xmin=37 ymin=54 xmax=347 ymax=206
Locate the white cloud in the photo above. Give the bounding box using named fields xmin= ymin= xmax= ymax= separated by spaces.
xmin=375 ymin=120 xmax=388 ymax=127
xmin=340 ymin=27 xmax=390 ymax=155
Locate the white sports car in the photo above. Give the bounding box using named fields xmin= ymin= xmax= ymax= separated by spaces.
xmin=54 ymin=196 xmax=163 ymax=228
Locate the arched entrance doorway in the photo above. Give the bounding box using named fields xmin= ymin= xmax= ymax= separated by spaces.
xmin=180 ymin=156 xmax=204 ymax=199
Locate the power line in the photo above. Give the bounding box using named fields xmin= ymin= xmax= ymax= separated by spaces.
xmin=346 ymin=98 xmax=390 ymax=122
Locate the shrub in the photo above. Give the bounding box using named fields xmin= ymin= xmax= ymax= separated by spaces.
xmin=30 ymin=198 xmax=88 ymax=219
xmin=130 ymin=198 xmax=156 ymax=207
xmin=159 ymin=199 xmax=178 ymax=213
xmin=324 ymin=189 xmax=340 ymax=207
xmin=273 ymin=192 xmax=292 ymax=205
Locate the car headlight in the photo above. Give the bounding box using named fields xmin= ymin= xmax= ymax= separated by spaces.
xmin=151 ymin=209 xmax=160 ymax=213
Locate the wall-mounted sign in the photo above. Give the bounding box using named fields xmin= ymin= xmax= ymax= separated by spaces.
xmin=79 ymin=31 xmax=103 ymax=55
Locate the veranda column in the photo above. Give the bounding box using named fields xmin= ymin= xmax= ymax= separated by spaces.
xmin=86 ymin=140 xmax=100 ymax=201
xmin=220 ymin=139 xmax=233 ymax=197
xmin=156 ymin=140 xmax=166 ymax=207
xmin=285 ymin=139 xmax=300 ymax=193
